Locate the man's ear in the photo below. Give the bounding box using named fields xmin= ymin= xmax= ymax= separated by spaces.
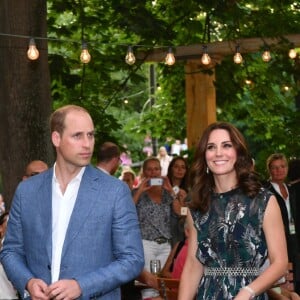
xmin=51 ymin=131 xmax=61 ymax=147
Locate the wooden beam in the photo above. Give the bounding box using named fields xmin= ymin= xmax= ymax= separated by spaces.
xmin=185 ymin=61 xmax=216 ymax=148
xmin=138 ymin=34 xmax=300 ymax=62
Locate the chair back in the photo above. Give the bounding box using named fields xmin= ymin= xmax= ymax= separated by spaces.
xmin=157 ymin=277 xmax=180 ymax=300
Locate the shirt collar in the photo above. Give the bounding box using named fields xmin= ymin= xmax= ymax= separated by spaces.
xmin=53 ymin=162 xmax=86 ymax=183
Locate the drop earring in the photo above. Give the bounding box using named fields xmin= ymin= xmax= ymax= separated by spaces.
xmin=206 ymin=167 xmax=209 ymax=174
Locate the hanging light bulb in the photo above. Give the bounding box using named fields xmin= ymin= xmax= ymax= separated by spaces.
xmin=27 ymin=38 xmax=39 ymax=60
xmin=80 ymin=42 xmax=91 ymax=64
xmin=201 ymin=45 xmax=211 ymax=65
xmin=233 ymin=45 xmax=243 ymax=64
xmin=125 ymin=46 xmax=136 ymax=65
xmin=288 ymin=47 xmax=297 ymax=59
xmin=165 ymin=47 xmax=175 ymax=66
xmin=262 ymin=47 xmax=271 ymax=62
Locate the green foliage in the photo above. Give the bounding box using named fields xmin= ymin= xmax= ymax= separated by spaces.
xmin=215 ymin=50 xmax=300 ymax=176
xmin=47 ymin=0 xmax=300 ymax=176
xmin=137 ymin=63 xmax=186 ymax=143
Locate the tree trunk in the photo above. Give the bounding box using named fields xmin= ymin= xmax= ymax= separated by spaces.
xmin=0 ymin=1 xmax=53 ymax=209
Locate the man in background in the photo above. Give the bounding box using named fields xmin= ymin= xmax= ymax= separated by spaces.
xmin=96 ymin=142 xmax=121 ymax=175
xmin=22 ymin=160 xmax=49 ymax=180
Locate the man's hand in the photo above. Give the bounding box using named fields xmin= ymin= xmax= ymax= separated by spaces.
xmin=46 ymin=279 xmax=81 ymax=300
xmin=27 ymin=278 xmax=49 ymax=300
xmin=137 ymin=269 xmax=159 ymax=289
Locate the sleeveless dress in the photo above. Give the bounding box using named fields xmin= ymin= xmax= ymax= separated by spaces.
xmin=190 ymin=187 xmax=272 ymax=300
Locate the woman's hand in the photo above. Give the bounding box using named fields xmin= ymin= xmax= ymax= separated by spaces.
xmin=172 ymin=198 xmax=182 ymax=215
xmin=171 ymin=188 xmax=187 ymax=215
xmin=162 ymin=176 xmax=173 ymax=194
xmin=234 ymin=287 xmax=255 ymax=300
xmin=177 ymin=189 xmax=187 ymax=205
xmin=132 ymin=178 xmax=151 ymax=204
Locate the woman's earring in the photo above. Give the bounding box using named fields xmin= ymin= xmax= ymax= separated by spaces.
xmin=206 ymin=167 xmax=209 ymax=174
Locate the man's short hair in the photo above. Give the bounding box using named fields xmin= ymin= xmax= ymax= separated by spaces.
xmin=97 ymin=142 xmax=120 ymax=163
xmin=50 ymin=105 xmax=89 ymax=135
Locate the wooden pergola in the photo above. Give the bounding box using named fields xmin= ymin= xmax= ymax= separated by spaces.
xmin=138 ymin=34 xmax=300 ymax=148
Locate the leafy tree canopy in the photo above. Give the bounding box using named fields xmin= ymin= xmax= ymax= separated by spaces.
xmin=47 ymin=0 xmax=300 ymax=177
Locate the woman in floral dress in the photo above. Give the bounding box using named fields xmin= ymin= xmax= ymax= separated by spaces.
xmin=178 ymin=122 xmax=288 ymax=300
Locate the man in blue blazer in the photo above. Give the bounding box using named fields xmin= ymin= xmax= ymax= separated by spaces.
xmin=0 ymin=105 xmax=144 ymax=300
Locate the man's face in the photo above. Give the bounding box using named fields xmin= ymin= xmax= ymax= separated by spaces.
xmin=110 ymin=157 xmax=121 ymax=175
xmin=53 ymin=110 xmax=95 ymax=167
xmin=23 ymin=161 xmax=48 ymax=179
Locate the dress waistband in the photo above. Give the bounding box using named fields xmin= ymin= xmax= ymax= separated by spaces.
xmin=204 ymin=266 xmax=260 ymax=277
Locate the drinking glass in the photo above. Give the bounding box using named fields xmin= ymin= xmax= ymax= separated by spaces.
xmin=150 ymin=259 xmax=161 ymax=276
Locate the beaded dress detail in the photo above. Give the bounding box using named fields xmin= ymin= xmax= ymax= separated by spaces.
xmin=191 ymin=187 xmax=272 ymax=299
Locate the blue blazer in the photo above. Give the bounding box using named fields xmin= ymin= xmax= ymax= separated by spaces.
xmin=0 ymin=165 xmax=144 ymax=299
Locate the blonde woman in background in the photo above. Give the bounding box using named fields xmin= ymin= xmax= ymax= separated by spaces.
xmin=157 ymin=146 xmax=172 ymax=176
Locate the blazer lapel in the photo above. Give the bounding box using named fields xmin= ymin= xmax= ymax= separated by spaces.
xmin=38 ymin=168 xmax=54 ymax=263
xmin=61 ymin=166 xmax=100 ymax=257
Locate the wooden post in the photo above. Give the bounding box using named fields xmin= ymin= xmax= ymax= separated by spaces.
xmin=185 ymin=60 xmax=216 ymax=149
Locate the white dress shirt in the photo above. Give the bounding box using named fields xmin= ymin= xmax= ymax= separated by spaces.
xmin=271 ymin=182 xmax=291 ymax=221
xmin=51 ymin=164 xmax=85 ymax=283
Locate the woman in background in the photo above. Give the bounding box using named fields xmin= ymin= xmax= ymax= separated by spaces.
xmin=167 ymin=156 xmax=189 ymax=192
xmin=133 ymin=157 xmax=181 ymax=299
xmin=265 ymin=154 xmax=299 ymax=294
xmin=167 ymin=156 xmax=190 ymax=245
xmin=157 ymin=146 xmax=172 ymax=176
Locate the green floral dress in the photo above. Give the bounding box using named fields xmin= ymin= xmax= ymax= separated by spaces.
xmin=191 ymin=187 xmax=272 ymax=299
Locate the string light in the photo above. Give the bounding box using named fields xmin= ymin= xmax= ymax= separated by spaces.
xmin=0 ymin=32 xmax=296 ymax=66
xmin=201 ymin=45 xmax=211 ymax=65
xmin=165 ymin=47 xmax=175 ymax=66
xmin=80 ymin=42 xmax=91 ymax=63
xmin=125 ymin=46 xmax=136 ymax=65
xmin=288 ymin=45 xmax=297 ymax=59
xmin=27 ymin=38 xmax=39 ymax=60
xmin=262 ymin=46 xmax=271 ymax=62
xmin=233 ymin=45 xmax=243 ymax=64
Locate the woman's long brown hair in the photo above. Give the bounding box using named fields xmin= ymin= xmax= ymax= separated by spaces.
xmin=189 ymin=122 xmax=261 ymax=213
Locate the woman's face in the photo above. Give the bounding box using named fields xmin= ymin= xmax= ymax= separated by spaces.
xmin=269 ymin=159 xmax=288 ymax=183
xmin=171 ymin=159 xmax=187 ymax=180
xmin=159 ymin=147 xmax=167 ymax=157
xmin=143 ymin=160 xmax=161 ymax=178
xmin=122 ymin=172 xmax=135 ymax=190
xmin=205 ymin=129 xmax=237 ymax=176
